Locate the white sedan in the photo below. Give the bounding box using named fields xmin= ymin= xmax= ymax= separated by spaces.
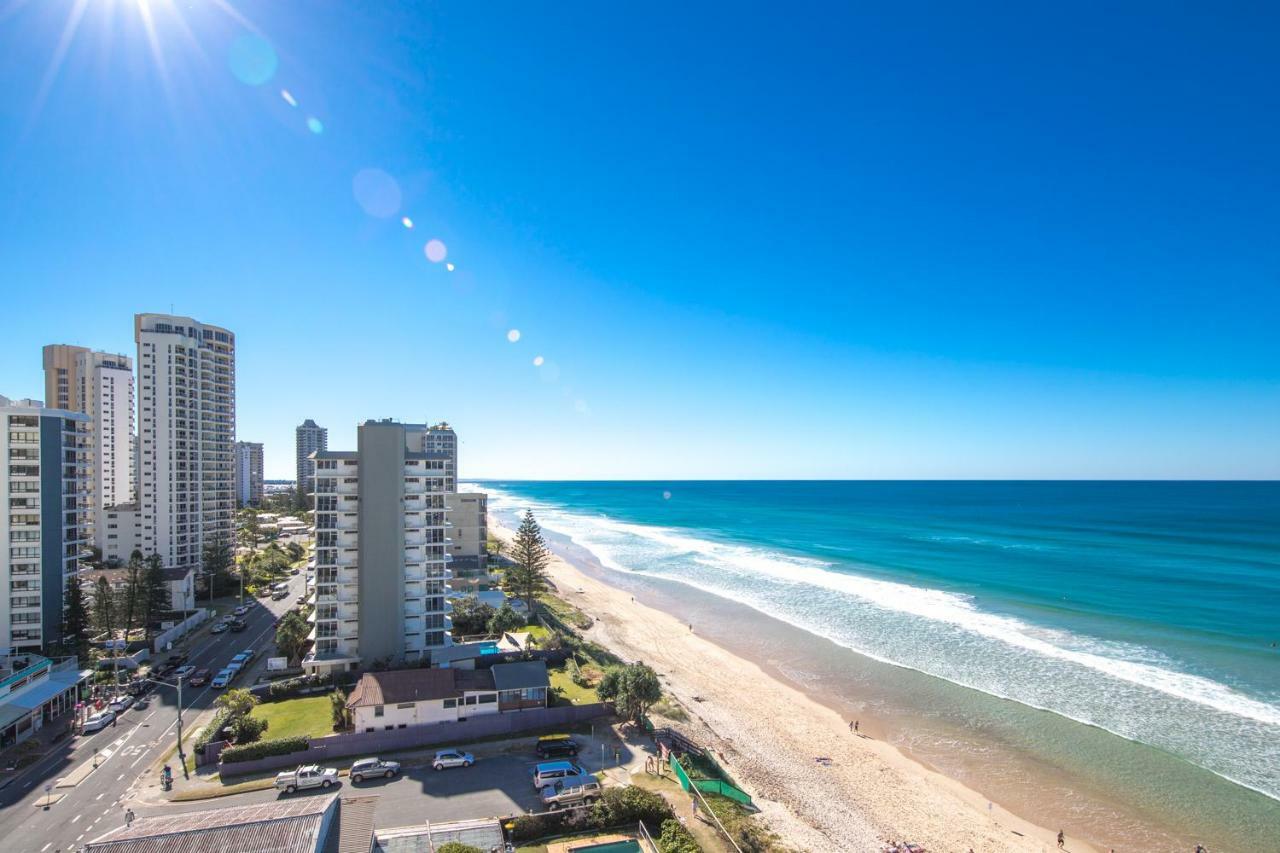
xmin=432 ymin=749 xmax=474 ymax=770
xmin=82 ymin=710 xmax=116 ymax=732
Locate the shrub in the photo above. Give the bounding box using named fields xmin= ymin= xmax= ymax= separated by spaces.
xmin=658 ymin=818 xmax=701 ymax=853
xmin=487 ymin=602 xmax=526 ymax=635
xmin=220 ymin=735 xmax=309 ymax=764
xmin=597 ymin=662 xmax=662 ymax=725
xmin=229 ymin=714 xmax=268 ymax=744
xmin=590 ymin=784 xmax=674 ymax=828
xmin=435 ymin=844 xmax=484 ymax=853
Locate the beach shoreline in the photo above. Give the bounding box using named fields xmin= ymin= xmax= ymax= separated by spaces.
xmin=491 ymin=518 xmax=1098 ymax=853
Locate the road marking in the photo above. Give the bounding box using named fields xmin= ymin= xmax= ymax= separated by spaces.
xmin=117 ymin=773 xmax=125 ymax=781
xmin=77 ymin=833 xmax=84 ymax=842
xmin=96 ymin=792 xmax=105 ymax=800
xmin=71 ymin=814 xmax=81 ymax=823
xmin=41 ymin=844 xmax=50 ymax=852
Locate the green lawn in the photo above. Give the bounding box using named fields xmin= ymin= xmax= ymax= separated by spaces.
xmin=250 ymin=695 xmax=334 ymax=741
xmin=548 ymin=666 xmax=599 ymax=705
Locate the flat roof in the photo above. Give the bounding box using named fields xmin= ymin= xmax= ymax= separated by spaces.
xmin=86 ymin=795 xmax=336 ymax=853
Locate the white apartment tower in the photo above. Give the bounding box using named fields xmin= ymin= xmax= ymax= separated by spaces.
xmin=0 ymin=397 xmax=91 ymax=651
xmin=295 ymin=419 xmax=327 ymax=498
xmin=42 ymin=346 xmax=136 ymax=549
xmin=305 ymin=419 xmax=452 ymax=674
xmin=234 ymin=441 xmax=264 ymax=507
xmin=134 ymin=314 xmax=236 ymax=572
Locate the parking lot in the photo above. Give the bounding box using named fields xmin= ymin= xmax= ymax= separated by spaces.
xmin=138 ymin=741 xmax=625 ymax=828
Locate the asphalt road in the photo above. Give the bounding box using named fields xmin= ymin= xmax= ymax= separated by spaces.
xmin=0 ymin=572 xmax=307 ymax=852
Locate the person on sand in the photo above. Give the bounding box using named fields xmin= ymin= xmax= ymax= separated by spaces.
xmin=1057 ymin=829 xmax=1065 ymax=848
xmin=855 ymin=719 xmax=860 ymax=733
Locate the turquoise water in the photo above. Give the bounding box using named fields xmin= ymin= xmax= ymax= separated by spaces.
xmin=478 ymin=480 xmax=1280 ymax=845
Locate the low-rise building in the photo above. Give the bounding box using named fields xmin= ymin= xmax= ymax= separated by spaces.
xmin=344 ymin=659 xmax=550 ymax=730
xmin=0 ymin=654 xmax=91 ymax=747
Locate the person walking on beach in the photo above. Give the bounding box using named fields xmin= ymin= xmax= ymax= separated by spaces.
xmin=855 ymin=719 xmax=860 ymax=733
xmin=1057 ymin=829 xmax=1065 ymax=848
xmin=125 ymin=808 xmax=135 ymax=827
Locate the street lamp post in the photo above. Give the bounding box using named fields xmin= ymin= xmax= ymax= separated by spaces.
xmin=146 ymin=674 xmax=187 ymax=778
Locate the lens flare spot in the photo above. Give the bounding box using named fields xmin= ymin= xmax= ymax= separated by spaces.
xmin=228 ymin=34 xmax=277 ymax=86
xmin=533 ymin=355 xmax=545 ymax=367
xmin=280 ymin=89 xmax=297 ymax=107
xmin=445 ymin=262 xmax=455 ymax=272
xmin=352 ymin=168 xmax=401 ymax=218
xmin=663 ymin=490 xmax=672 ymax=500
xmin=506 ymin=329 xmax=521 ymax=343
xmin=401 ymin=216 xmax=414 ymax=229
xmin=424 ymin=239 xmax=448 ymax=263
xmin=306 ymin=116 xmax=324 ymax=134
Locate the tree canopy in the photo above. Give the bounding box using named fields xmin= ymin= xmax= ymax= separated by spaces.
xmin=597 ymin=661 xmax=663 ymax=725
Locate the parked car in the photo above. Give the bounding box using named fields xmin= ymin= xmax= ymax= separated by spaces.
xmin=290 ymin=568 xmax=300 ymax=575
xmin=188 ymin=668 xmax=211 ymax=686
xmin=239 ymin=648 xmax=256 ymax=662
xmin=107 ymin=695 xmax=134 ymax=713
xmin=274 ymin=764 xmax=338 ymax=794
xmin=233 ymin=604 xmax=251 ymax=616
xmin=535 ymin=734 xmax=580 ymax=759
xmin=541 ymin=779 xmax=603 ymax=810
xmin=271 ymin=589 xmax=289 ymax=600
xmin=173 ymin=665 xmax=196 ymax=681
xmin=210 ymin=621 xmax=228 ymax=634
xmin=230 ymin=652 xmax=252 ymax=668
xmin=211 ymin=668 xmax=235 ymax=689
xmin=432 ymin=749 xmax=474 ymax=770
xmin=349 ymin=757 xmax=400 ymax=783
xmin=82 ymin=710 xmax=116 ymax=732
xmin=532 ymin=760 xmax=590 ymax=790
xmin=295 ymin=595 xmax=307 ymax=605
xmin=228 ymin=618 xmax=248 ymax=633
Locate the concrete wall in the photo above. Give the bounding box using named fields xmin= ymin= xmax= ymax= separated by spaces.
xmin=152 ymin=609 xmax=208 ymax=654
xmin=356 ymin=422 xmax=406 ymax=664
xmin=221 ymin=703 xmax=610 ymax=776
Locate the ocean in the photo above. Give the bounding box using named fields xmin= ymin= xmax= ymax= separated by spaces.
xmin=477 ymin=480 xmax=1280 ymax=849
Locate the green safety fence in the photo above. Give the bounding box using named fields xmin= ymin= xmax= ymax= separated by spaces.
xmin=669 ymin=755 xmax=752 ymax=806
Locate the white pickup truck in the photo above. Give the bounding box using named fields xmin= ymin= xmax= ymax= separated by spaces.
xmin=274 ymin=764 xmax=338 ymax=794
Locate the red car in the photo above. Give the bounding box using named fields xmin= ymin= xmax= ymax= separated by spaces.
xmin=187 ymin=668 xmax=212 ymax=687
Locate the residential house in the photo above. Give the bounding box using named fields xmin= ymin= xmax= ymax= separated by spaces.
xmin=492 ymin=660 xmax=550 ymax=711
xmin=344 ymin=660 xmax=550 ymax=731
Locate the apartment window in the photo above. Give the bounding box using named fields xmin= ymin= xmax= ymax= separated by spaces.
xmin=374 ymin=705 xmax=384 ymax=717
xmin=477 ymin=694 xmax=496 ymax=704
xmin=443 ymin=698 xmax=457 ymax=709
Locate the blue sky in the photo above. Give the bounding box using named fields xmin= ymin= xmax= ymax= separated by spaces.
xmin=1 ymin=1 xmax=1277 ymax=479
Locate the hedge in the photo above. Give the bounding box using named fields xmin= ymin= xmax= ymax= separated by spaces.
xmin=658 ymin=818 xmax=701 ymax=853
xmin=507 ymin=785 xmax=675 ymax=844
xmin=220 ymin=735 xmax=309 ymax=764
xmin=194 ymin=709 xmax=235 ymax=752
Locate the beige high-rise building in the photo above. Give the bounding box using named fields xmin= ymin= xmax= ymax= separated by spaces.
xmin=135 ymin=314 xmax=236 ymax=573
xmin=42 ymin=345 xmax=136 ymax=552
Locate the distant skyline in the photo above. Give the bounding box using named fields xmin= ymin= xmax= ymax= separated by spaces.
xmin=1 ymin=2 xmax=1277 ymax=480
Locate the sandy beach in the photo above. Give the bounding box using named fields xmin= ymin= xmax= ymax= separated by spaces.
xmin=492 ymin=520 xmax=1097 ymax=853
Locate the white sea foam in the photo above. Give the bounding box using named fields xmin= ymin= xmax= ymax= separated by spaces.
xmin=481 ymin=486 xmax=1280 ymax=798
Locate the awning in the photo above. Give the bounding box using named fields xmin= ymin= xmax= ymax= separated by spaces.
xmin=9 ymin=677 xmax=78 ymax=711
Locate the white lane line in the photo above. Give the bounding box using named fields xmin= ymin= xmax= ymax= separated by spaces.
xmin=96 ymin=792 xmax=105 ymax=800
xmin=41 ymin=844 xmax=50 ymax=852
xmin=117 ymin=773 xmax=125 ymax=781
xmin=71 ymin=814 xmax=81 ymax=823
xmin=76 ymin=834 xmax=84 ymax=842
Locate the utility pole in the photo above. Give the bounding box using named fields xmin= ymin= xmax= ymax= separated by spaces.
xmin=148 ymin=673 xmax=188 ymax=778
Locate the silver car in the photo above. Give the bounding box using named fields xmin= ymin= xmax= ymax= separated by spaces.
xmin=432 ymin=749 xmax=474 ymax=770
xmin=349 ymin=757 xmax=400 ymax=783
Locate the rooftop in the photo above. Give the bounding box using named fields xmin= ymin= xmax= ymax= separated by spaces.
xmin=491 ymin=660 xmax=550 ymax=692
xmin=346 ymin=667 xmax=495 ymax=708
xmin=85 ymin=795 xmax=336 ymax=853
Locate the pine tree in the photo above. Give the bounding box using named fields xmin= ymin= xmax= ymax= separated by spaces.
xmin=121 ymin=550 xmax=145 ymax=643
xmin=62 ymin=575 xmax=90 ymax=659
xmin=507 ymin=510 xmax=550 ymax=613
xmin=201 ymin=539 xmax=233 ymax=599
xmin=143 ymin=554 xmax=170 ymax=631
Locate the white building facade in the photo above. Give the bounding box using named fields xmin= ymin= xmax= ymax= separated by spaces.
xmin=234 ymin=441 xmax=264 ymax=507
xmin=134 ymin=314 xmax=236 ymax=573
xmin=0 ymin=397 xmax=91 ymax=652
